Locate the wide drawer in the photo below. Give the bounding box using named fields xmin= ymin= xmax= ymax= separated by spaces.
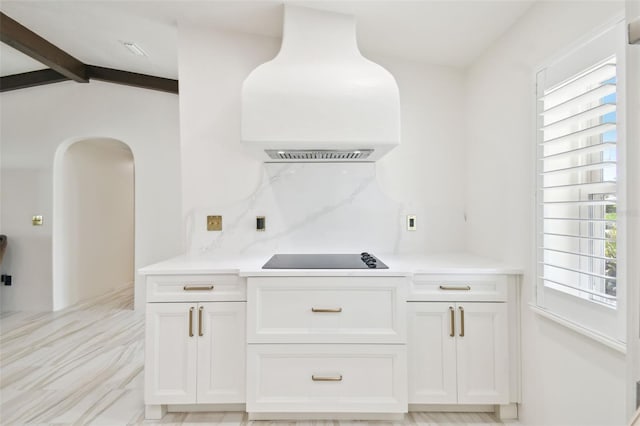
xmin=146 ymin=274 xmax=246 ymax=302
xmin=246 ymin=344 xmax=407 ymax=413
xmin=247 ymin=277 xmax=406 ymax=343
xmin=408 ymin=274 xmax=508 ymax=302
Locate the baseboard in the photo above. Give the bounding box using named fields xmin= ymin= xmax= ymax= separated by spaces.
xmin=167 ymin=403 xmax=246 ymax=412
xmin=409 ymin=404 xmax=494 ymax=413
xmin=248 ymin=412 xmax=405 ymax=421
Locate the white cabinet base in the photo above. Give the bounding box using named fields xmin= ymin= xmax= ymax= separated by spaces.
xmin=167 ymin=403 xmax=246 ymax=413
xmin=144 ymin=404 xmax=167 ymax=420
xmin=408 ymin=403 xmax=517 ymax=421
xmin=408 ymin=404 xmax=494 ymax=413
xmin=248 ymin=412 xmax=404 ymax=421
xmin=495 ymin=403 xmax=518 ymax=420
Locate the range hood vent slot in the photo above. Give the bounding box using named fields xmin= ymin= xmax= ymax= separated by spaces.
xmin=265 ymin=149 xmax=374 ymax=161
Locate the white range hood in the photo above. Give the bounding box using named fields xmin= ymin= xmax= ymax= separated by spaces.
xmin=241 ymin=5 xmax=400 ymax=162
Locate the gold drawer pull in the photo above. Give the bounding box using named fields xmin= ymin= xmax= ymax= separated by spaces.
xmin=311 ymin=307 xmax=342 ymax=313
xmin=449 ymin=306 xmax=455 ymax=337
xmin=188 ymin=307 xmax=194 ymax=337
xmin=198 ymin=306 xmax=204 ymax=337
xmin=439 ymin=285 xmax=471 ymax=291
xmin=312 ymin=375 xmax=343 ymax=382
xmin=183 ymin=285 xmax=214 ymax=291
xmin=459 ymin=306 xmax=465 ymax=337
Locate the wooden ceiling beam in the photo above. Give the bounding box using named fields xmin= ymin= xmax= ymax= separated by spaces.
xmin=0 ymin=12 xmax=88 ymax=82
xmin=0 ymin=13 xmax=178 ymax=94
xmin=86 ymin=66 xmax=178 ymax=94
xmin=0 ymin=69 xmax=69 ymax=92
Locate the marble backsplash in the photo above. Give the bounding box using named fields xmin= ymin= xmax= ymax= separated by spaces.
xmin=185 ymin=162 xmax=433 ymax=256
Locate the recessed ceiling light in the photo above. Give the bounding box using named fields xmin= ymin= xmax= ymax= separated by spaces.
xmin=122 ymin=42 xmax=147 ymax=57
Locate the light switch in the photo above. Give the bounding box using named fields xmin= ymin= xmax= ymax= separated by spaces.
xmin=407 ymin=215 xmax=417 ymax=231
xmin=256 ymin=216 xmax=266 ymax=232
xmin=207 ymin=215 xmax=222 ymax=231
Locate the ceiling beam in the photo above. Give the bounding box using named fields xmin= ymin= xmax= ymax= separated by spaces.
xmin=86 ymin=66 xmax=178 ymax=94
xmin=0 ymin=12 xmax=88 ymax=82
xmin=0 ymin=67 xmax=179 ymax=94
xmin=0 ymin=69 xmax=69 ymax=92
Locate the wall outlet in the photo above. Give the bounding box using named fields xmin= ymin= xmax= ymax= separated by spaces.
xmin=1 ymin=274 xmax=12 ymax=286
xmin=407 ymin=215 xmax=417 ymax=231
xmin=207 ymin=215 xmax=222 ymax=231
xmin=32 ymin=215 xmax=43 ymax=226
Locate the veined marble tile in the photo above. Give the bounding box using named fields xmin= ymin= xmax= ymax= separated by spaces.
xmin=187 ymin=163 xmax=413 ymax=255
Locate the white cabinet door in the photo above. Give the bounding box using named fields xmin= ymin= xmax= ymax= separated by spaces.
xmin=407 ymin=303 xmax=457 ymax=404
xmin=456 ymin=303 xmax=509 ymax=404
xmin=197 ymin=302 xmax=246 ymax=403
xmin=145 ymin=303 xmax=198 ymax=404
xmin=407 ymin=302 xmax=509 ymax=405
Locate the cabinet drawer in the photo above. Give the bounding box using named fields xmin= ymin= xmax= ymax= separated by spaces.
xmin=247 ymin=277 xmax=406 ymax=343
xmin=408 ymin=274 xmax=507 ymax=302
xmin=146 ymin=274 xmax=246 ymax=302
xmin=246 ymin=344 xmax=407 ymax=413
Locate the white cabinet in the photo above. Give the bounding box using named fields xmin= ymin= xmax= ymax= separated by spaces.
xmin=146 ymin=273 xmax=245 ymax=302
xmin=409 ymin=274 xmax=508 ymax=302
xmin=145 ymin=303 xmax=198 ymax=404
xmin=197 ymin=302 xmax=246 ymax=403
xmin=246 ymin=276 xmax=408 ymax=417
xmin=142 ymin=267 xmax=518 ymax=420
xmin=247 ymin=276 xmax=405 ymax=343
xmin=408 ymin=301 xmax=509 ymax=405
xmin=247 ymin=344 xmax=407 ymax=413
xmin=144 ymin=274 xmax=247 ymax=418
xmin=407 ymin=302 xmax=457 ymax=403
xmin=145 ymin=302 xmax=246 ymax=405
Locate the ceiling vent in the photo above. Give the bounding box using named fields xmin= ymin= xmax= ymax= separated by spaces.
xmin=241 ymin=5 xmax=401 ymax=162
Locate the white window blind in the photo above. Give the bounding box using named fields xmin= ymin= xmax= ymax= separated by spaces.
xmin=538 ymin=58 xmax=617 ymax=303
xmin=535 ymin=22 xmax=625 ymax=345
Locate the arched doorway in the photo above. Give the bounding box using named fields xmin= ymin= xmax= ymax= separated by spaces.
xmin=53 ymin=138 xmax=135 ymax=310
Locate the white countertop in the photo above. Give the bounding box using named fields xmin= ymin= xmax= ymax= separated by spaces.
xmin=138 ymin=252 xmax=523 ymax=276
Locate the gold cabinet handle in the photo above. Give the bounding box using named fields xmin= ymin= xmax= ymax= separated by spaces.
xmin=183 ymin=285 xmax=214 ymax=291
xmin=311 ymin=307 xmax=342 ymax=313
xmin=439 ymin=285 xmax=471 ymax=291
xmin=312 ymin=375 xmax=343 ymax=381
xmin=449 ymin=306 xmax=455 ymax=337
xmin=188 ymin=307 xmax=194 ymax=337
xmin=198 ymin=306 xmax=204 ymax=337
xmin=459 ymin=306 xmax=465 ymax=337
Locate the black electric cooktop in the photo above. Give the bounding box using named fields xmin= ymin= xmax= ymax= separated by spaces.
xmin=262 ymin=253 xmax=388 ymax=269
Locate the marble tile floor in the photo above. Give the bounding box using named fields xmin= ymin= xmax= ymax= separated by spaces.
xmin=1 ymin=286 xmax=506 ymax=426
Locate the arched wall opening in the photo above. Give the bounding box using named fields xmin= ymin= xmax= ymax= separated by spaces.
xmin=53 ymin=137 xmax=135 ymax=310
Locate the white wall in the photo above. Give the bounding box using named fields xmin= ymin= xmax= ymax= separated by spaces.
xmin=178 ymin=24 xmax=467 ymax=255
xmin=465 ymin=1 xmax=627 ymax=425
xmin=625 ymin=0 xmax=640 ymax=418
xmin=0 ymin=168 xmax=52 ymax=310
xmin=0 ymin=81 xmax=181 ymax=311
xmin=62 ymin=139 xmax=134 ymax=306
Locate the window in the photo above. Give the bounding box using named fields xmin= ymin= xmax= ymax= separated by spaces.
xmin=535 ymin=23 xmax=625 ymax=346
